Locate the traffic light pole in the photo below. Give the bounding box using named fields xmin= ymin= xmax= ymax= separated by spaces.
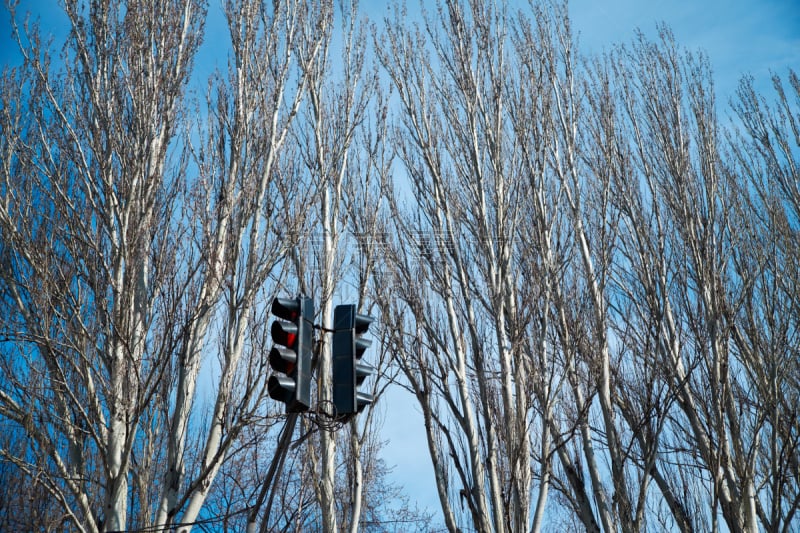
xmin=246 ymin=411 xmax=299 ymax=533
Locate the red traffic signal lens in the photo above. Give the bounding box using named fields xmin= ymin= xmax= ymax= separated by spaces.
xmin=271 ymin=321 xmax=298 ymax=347
xmin=272 ymin=297 xmax=300 ymax=322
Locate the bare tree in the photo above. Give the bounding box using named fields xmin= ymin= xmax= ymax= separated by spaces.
xmin=0 ymin=1 xmax=204 ymax=530
xmin=297 ymin=3 xmax=417 ymax=530
xmin=727 ymin=70 xmax=800 ymax=532
xmin=375 ymin=1 xmax=559 ymax=530
xmin=596 ymin=29 xmax=800 ymax=533
xmin=337 ymin=60 xmax=398 ymax=533
xmin=155 ymin=0 xmax=328 ymax=529
xmin=0 ymin=0 xmax=323 ymax=530
xmin=376 ymin=1 xmax=800 ymax=531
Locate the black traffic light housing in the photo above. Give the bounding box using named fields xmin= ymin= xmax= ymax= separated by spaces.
xmin=268 ymin=296 xmax=313 ymax=413
xmin=332 ymin=304 xmax=375 ymax=416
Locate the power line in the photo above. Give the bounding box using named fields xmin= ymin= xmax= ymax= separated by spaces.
xmin=107 ymin=505 xmax=250 ymax=533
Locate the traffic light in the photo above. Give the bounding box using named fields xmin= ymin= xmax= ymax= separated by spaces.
xmin=332 ymin=304 xmax=375 ymax=416
xmin=268 ymin=296 xmax=313 ymax=413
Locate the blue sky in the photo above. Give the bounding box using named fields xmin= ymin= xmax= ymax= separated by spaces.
xmin=570 ymin=0 xmax=800 ymax=101
xmin=3 ymin=0 xmax=797 ymax=98
xmin=2 ymin=0 xmax=799 ymax=527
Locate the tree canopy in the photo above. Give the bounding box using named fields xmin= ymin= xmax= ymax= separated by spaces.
xmin=0 ymin=0 xmax=798 ymax=532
